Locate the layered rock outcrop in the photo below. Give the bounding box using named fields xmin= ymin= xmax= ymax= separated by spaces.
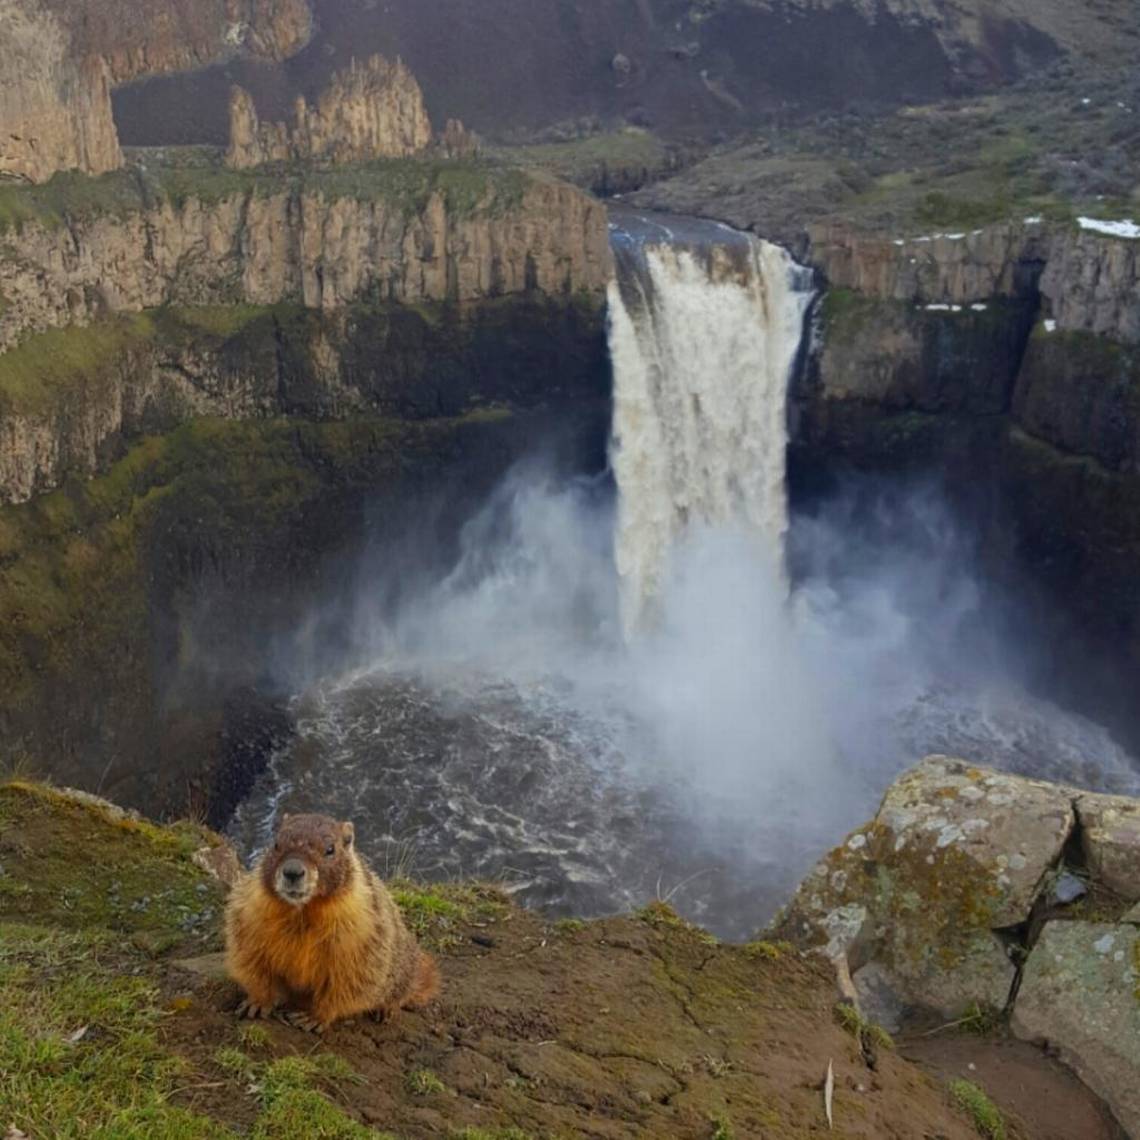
xmin=226 ymin=55 xmax=432 ymax=170
xmin=0 ymin=162 xmax=610 ymax=504
xmin=0 ymin=0 xmax=311 ymax=183
xmin=0 ymin=167 xmax=610 ymax=352
xmin=793 ymin=220 xmax=1140 ymax=676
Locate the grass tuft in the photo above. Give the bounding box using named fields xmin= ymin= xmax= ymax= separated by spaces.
xmin=950 ymin=1079 xmax=1007 ymax=1140
xmin=834 ymin=1002 xmax=895 ymax=1051
xmin=406 ymin=1068 xmax=449 ymax=1096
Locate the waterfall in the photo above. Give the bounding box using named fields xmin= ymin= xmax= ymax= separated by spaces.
xmin=607 ymin=215 xmax=815 ymax=635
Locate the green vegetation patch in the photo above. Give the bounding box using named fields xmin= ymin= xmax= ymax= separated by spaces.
xmin=833 ymin=1002 xmax=895 ymax=1051
xmin=0 ymin=781 xmax=222 ymax=940
xmin=504 ymin=128 xmax=671 ymax=192
xmin=0 ymin=924 xmax=225 ymax=1139
xmin=950 ymin=1079 xmax=1007 ymax=1140
xmin=0 ymin=169 xmax=147 ymax=236
xmin=637 ymin=900 xmax=719 ymax=947
xmin=0 ymin=314 xmax=156 ymax=415
xmin=391 ymin=881 xmax=510 ymax=951
xmin=0 ymin=151 xmax=534 ymax=236
xmin=406 ymin=1067 xmax=449 ymax=1096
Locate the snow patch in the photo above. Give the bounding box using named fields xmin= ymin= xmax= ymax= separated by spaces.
xmin=1077 ymin=217 xmax=1140 ymax=240
xmin=1044 ymin=319 xmax=1057 ymax=333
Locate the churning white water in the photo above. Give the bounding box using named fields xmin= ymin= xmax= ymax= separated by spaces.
xmin=608 ymin=236 xmax=814 ymax=632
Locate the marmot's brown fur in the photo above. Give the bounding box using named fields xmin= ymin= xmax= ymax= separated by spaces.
xmin=225 ymin=813 xmax=440 ymax=1032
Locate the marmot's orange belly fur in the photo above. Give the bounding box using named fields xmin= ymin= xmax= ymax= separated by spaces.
xmin=225 ymin=813 xmax=439 ymax=1032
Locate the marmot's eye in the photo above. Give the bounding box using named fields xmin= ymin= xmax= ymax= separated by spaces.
xmin=325 ymin=845 xmax=335 ymax=857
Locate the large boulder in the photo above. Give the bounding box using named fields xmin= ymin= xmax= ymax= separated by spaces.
xmin=773 ymin=756 xmax=1077 ymax=1018
xmin=1012 ymin=921 xmax=1140 ymax=1138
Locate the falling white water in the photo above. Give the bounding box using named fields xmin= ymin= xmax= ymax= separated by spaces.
xmin=608 ymin=233 xmax=815 ymax=634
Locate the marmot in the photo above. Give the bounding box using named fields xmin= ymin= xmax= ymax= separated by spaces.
xmin=225 ymin=812 xmax=440 ymax=1032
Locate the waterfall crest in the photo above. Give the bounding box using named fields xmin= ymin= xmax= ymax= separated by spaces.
xmin=607 ymin=217 xmax=815 ymax=634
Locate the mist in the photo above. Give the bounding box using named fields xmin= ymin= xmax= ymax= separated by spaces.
xmin=229 ymin=452 xmax=1137 ymax=938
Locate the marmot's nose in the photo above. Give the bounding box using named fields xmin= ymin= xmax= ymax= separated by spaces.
xmin=281 ymin=860 xmax=307 ymax=885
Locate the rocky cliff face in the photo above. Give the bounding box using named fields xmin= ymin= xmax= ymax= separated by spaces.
xmin=794 ymin=219 xmax=1140 ymax=696
xmin=227 ymin=55 xmax=433 ymax=169
xmin=0 ymin=164 xmax=610 ymax=353
xmin=0 ymin=0 xmax=122 ymax=183
xmin=0 ymin=161 xmax=610 ymax=503
xmin=0 ymin=0 xmax=311 ymax=183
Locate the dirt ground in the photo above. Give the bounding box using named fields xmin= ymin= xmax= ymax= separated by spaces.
xmin=903 ymin=1034 xmax=1127 ymax=1140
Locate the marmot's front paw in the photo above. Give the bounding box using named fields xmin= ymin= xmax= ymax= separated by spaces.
xmin=285 ymin=1011 xmax=326 ymax=1034
xmin=236 ymin=998 xmax=276 ymax=1020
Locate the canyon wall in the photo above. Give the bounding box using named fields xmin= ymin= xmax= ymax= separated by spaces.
xmin=795 ymin=219 xmax=1140 ymax=692
xmin=0 ymin=0 xmax=122 ymax=183
xmin=0 ymin=165 xmax=610 ymax=503
xmin=227 ymin=55 xmax=433 ymax=169
xmin=0 ymin=0 xmax=311 ymax=183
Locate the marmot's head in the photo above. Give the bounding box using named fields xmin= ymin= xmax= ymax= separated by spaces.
xmin=260 ymin=813 xmax=356 ymax=907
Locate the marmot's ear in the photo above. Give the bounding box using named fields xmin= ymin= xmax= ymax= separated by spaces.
xmin=342 ymin=822 xmax=355 ymax=847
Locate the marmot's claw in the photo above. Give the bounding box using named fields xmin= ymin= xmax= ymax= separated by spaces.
xmin=236 ymin=999 xmax=275 ymax=1020
xmin=285 ymin=1011 xmax=326 ymax=1034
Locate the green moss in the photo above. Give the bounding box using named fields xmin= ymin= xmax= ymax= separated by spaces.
xmin=252 ymin=1056 xmax=375 ymax=1140
xmin=0 ymin=781 xmax=223 ymax=940
xmin=742 ymin=940 xmax=793 ymax=962
xmin=950 ymin=1079 xmax=1007 ymax=1140
xmin=834 ymin=1003 xmax=895 ymax=1051
xmin=957 ymin=1002 xmax=1004 ymax=1036
xmin=554 ymin=917 xmax=586 ymax=935
xmin=237 ymin=1023 xmax=272 ymax=1052
xmin=406 ymin=1068 xmax=449 ymax=1096
xmin=637 ymin=901 xmax=719 ymax=947
xmin=819 ymin=288 xmax=882 ymax=339
xmin=0 ymin=404 xmax=523 ymax=722
xmin=504 ymin=128 xmax=670 ymax=191
xmin=0 ymin=152 xmax=533 ymax=237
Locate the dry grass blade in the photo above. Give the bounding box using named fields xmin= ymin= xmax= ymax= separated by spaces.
xmin=824 ymin=1058 xmax=834 ymax=1130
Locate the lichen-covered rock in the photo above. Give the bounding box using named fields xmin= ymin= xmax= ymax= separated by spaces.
xmin=1012 ymin=921 xmax=1140 ymax=1138
xmin=1077 ymin=792 xmax=1140 ymax=902
xmin=226 ymin=55 xmax=432 ymax=169
xmin=773 ymin=756 xmax=1077 ymax=1017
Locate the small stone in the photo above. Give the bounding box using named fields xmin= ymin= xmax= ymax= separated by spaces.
xmin=612 ymin=53 xmax=632 ymax=75
xmin=1054 ymin=872 xmax=1088 ymax=905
